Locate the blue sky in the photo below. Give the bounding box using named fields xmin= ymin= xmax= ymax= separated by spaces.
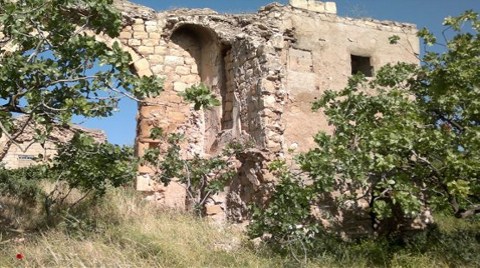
xmin=76 ymin=0 xmax=479 ymax=145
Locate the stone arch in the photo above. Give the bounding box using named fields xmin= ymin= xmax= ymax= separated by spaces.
xmin=91 ymin=31 xmax=153 ymax=77
xmin=170 ymin=24 xmax=234 ymax=154
xmin=89 ymin=30 xmax=155 ymax=156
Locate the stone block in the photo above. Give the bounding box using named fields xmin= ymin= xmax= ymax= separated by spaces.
xmin=119 ymin=31 xmax=132 ymax=39
xmin=289 ymin=0 xmax=336 ymax=13
xmin=191 ymin=64 xmax=198 ymax=74
xmin=206 ymin=205 xmax=224 ymax=215
xmin=145 ymin=20 xmax=157 ymax=26
xmin=173 ymin=81 xmax=188 ymax=92
xmin=164 ymin=66 xmax=174 ymax=74
xmin=132 ymin=24 xmax=145 ymax=32
xmin=137 ymin=68 xmax=153 ymax=77
xmin=165 ymin=55 xmax=184 ymax=66
xmin=133 ymin=58 xmax=150 ymax=71
xmin=270 ymin=34 xmax=284 ymax=49
xmin=145 ymin=25 xmax=157 ymax=33
xmin=142 ymin=39 xmax=158 ymax=46
xmin=289 ymin=0 xmax=337 ymax=14
xmin=162 ymin=93 xmax=183 ymax=104
xmin=133 ymin=32 xmax=149 ymax=39
xmin=185 ymin=57 xmax=196 ymax=65
xmin=162 ymin=183 xmax=187 ymax=210
xmin=182 ymin=74 xmax=200 ymax=84
xmin=287 ymin=71 xmax=317 ymax=92
xmin=262 ymin=95 xmax=276 ymax=107
xmin=155 ymin=46 xmax=167 ymax=54
xmin=151 ymin=65 xmax=164 ymax=74
xmin=149 ymin=32 xmax=161 ymax=40
xmin=262 ymin=80 xmax=277 ymax=92
xmin=141 ymin=104 xmax=167 ymax=117
xmin=128 ymin=39 xmax=141 ymax=46
xmin=136 ymin=173 xmax=154 ymax=191
xmin=175 ymin=66 xmax=190 ymax=75
xmin=138 ymin=46 xmax=155 ymax=55
xmin=325 ymin=2 xmax=337 ymax=13
xmin=148 ymin=55 xmax=164 ymax=64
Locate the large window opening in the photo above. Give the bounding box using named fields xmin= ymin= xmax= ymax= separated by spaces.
xmin=171 ymin=24 xmax=234 ymax=153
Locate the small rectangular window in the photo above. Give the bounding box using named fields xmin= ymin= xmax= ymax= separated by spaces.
xmin=18 ymin=155 xmax=35 ymax=161
xmin=351 ymin=55 xmax=373 ymax=77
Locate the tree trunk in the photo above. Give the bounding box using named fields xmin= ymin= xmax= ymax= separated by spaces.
xmin=0 ymin=139 xmax=13 ymax=163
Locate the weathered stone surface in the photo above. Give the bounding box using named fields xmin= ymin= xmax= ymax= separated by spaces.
xmin=289 ymin=0 xmax=337 ymax=14
xmin=206 ymin=205 xmax=223 ymax=215
xmin=173 ymin=82 xmax=188 ymax=92
xmin=164 ymin=56 xmax=184 ymax=66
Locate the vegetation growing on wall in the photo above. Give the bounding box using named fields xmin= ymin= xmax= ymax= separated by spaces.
xmin=141 ymin=84 xmax=241 ymax=216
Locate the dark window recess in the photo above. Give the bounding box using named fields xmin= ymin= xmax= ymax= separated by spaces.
xmin=148 ymin=142 xmax=159 ymax=149
xmin=351 ymin=55 xmax=373 ymax=77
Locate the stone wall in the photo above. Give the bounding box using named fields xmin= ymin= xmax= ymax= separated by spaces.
xmin=112 ymin=0 xmax=420 ymax=228
xmin=0 ymin=117 xmax=106 ymax=169
xmin=281 ymin=4 xmax=419 ymax=153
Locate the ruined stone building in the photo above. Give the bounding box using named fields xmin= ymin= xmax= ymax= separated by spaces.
xmin=0 ymin=117 xmax=106 ymax=169
xmin=109 ymin=0 xmax=420 ymax=224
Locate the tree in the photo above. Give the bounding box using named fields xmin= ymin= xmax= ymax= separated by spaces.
xmin=141 ymin=84 xmax=236 ymax=216
xmin=0 ymin=0 xmax=162 ymax=224
xmin=142 ymin=131 xmax=238 ymax=216
xmin=250 ymin=10 xmax=480 ymax=247
xmin=0 ymin=0 xmax=162 ymax=156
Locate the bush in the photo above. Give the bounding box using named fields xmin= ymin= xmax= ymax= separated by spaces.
xmin=0 ymin=134 xmax=136 ymax=225
xmin=0 ymin=165 xmax=45 ymax=203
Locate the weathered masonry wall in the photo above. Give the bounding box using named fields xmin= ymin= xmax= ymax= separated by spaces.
xmin=281 ymin=6 xmax=419 ymax=153
xmin=0 ymin=118 xmax=105 ymax=169
xmin=111 ymin=0 xmax=420 ymax=225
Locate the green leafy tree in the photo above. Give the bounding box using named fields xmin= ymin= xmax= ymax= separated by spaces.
xmin=250 ymin=10 xmax=480 ymax=246
xmin=180 ymin=83 xmax=221 ymax=111
xmin=142 ymin=130 xmax=238 ymax=217
xmin=0 ymin=0 xmax=162 ymax=158
xmin=0 ymin=0 xmax=162 ymax=224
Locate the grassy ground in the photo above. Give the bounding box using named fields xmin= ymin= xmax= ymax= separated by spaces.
xmin=0 ymin=187 xmax=479 ymax=267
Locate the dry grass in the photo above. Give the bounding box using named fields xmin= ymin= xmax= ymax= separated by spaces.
xmin=1 ymin=187 xmax=478 ymax=267
xmin=0 ymin=188 xmax=287 ymax=267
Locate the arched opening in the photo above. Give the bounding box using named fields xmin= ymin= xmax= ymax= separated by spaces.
xmin=170 ymin=24 xmax=234 ymax=154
